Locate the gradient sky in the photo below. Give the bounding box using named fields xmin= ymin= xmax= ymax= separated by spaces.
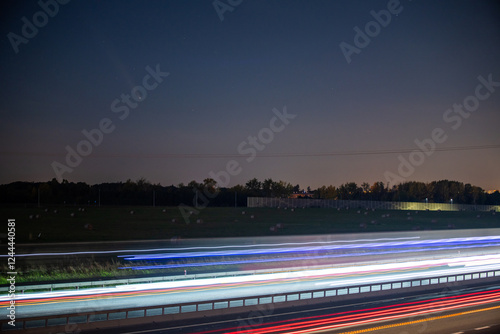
xmin=1 ymin=0 xmax=499 ymax=190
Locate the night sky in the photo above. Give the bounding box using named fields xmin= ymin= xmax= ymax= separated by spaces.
xmin=1 ymin=0 xmax=499 ymax=190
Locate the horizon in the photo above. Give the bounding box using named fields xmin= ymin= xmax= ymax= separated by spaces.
xmin=2 ymin=177 xmax=498 ymax=194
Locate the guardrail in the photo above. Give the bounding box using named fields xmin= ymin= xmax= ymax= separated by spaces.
xmin=0 ymin=265 xmax=330 ymax=293
xmin=0 ymin=271 xmax=251 ymax=293
xmin=2 ymin=269 xmax=499 ymax=332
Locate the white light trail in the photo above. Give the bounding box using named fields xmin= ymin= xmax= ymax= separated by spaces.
xmin=0 ymin=236 xmax=421 ymax=257
xmin=3 ymin=253 xmax=500 ymax=303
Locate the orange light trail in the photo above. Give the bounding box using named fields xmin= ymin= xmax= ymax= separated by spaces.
xmin=0 ymin=265 xmax=430 ymax=308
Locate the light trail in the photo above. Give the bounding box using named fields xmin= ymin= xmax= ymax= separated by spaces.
xmin=120 ymin=236 xmax=500 ymax=261
xmin=120 ymin=242 xmax=500 ymax=270
xmin=2 ymin=231 xmax=499 ymax=332
xmin=205 ymin=289 xmax=500 ymax=334
xmin=0 ymin=236 xmax=421 ymax=258
xmin=3 ymin=254 xmax=500 ymax=308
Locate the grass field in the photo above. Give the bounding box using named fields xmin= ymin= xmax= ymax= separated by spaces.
xmin=1 ymin=205 xmax=499 ymax=243
xmin=0 ymin=205 xmax=499 ymax=284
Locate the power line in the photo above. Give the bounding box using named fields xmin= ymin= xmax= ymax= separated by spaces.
xmin=1 ymin=144 xmax=499 ymax=159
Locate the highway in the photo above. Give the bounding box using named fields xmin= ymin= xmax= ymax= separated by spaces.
xmin=6 ymin=228 xmax=500 ymax=263
xmin=1 ymin=252 xmax=499 ymax=318
xmin=82 ymin=285 xmax=500 ymax=334
xmin=220 ymin=289 xmax=500 ymax=334
xmin=1 ymin=229 xmax=500 ymax=332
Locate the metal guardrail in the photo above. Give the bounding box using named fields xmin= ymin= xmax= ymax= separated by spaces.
xmin=2 ymin=269 xmax=499 ymax=331
xmin=0 ymin=265 xmax=328 ymax=293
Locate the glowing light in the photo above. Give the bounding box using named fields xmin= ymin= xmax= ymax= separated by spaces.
xmin=0 ymin=236 xmax=421 ymax=258
xmin=3 ymin=254 xmax=500 ymax=305
xmin=119 ymin=242 xmax=500 ymax=270
xmin=120 ymin=236 xmax=500 ymax=261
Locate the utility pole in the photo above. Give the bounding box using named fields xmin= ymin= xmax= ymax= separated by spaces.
xmin=153 ymin=190 xmax=156 ymax=207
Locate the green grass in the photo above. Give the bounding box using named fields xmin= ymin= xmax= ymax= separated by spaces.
xmin=0 ymin=206 xmax=499 ymax=243
xmin=0 ymin=260 xmax=162 ymax=285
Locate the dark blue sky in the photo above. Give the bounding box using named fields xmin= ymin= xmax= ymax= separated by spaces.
xmin=1 ymin=0 xmax=499 ymax=190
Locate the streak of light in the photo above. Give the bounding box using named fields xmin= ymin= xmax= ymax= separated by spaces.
xmin=0 ymin=236 xmax=421 ymax=258
xmin=2 ymin=254 xmax=500 ymax=306
xmin=214 ymin=289 xmax=500 ymax=334
xmin=119 ymin=242 xmax=500 ymax=270
xmin=121 ymin=236 xmax=500 ymax=261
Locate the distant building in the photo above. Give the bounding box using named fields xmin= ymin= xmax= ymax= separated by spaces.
xmin=289 ymin=192 xmax=313 ymax=199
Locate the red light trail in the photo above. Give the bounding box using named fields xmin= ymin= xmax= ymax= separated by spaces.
xmin=192 ymin=288 xmax=500 ymax=334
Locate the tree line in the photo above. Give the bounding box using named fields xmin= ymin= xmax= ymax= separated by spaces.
xmin=0 ymin=178 xmax=498 ymax=206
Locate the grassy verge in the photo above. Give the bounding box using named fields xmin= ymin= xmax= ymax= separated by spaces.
xmin=0 ymin=206 xmax=498 ymax=243
xmin=0 ymin=206 xmax=498 ymax=284
xmin=0 ymin=260 xmax=128 ymax=285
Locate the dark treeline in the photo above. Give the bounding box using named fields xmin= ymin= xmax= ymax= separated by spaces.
xmin=0 ymin=178 xmax=499 ymax=206
xmin=315 ymin=181 xmax=499 ymax=205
